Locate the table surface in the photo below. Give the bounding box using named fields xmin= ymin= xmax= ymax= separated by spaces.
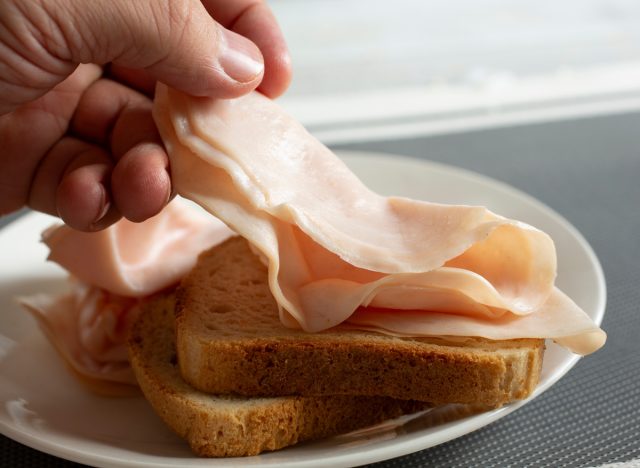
xmin=2 ymin=111 xmax=639 ymax=467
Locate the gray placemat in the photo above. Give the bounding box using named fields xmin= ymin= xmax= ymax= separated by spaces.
xmin=2 ymin=111 xmax=639 ymax=467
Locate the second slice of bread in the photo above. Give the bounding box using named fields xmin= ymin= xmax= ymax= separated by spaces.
xmin=176 ymin=237 xmax=545 ymax=407
xmin=129 ymin=292 xmax=428 ymax=457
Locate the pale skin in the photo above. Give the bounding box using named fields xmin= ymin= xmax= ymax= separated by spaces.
xmin=0 ymin=0 xmax=292 ymax=231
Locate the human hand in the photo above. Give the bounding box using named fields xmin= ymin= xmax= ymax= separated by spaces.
xmin=0 ymin=0 xmax=291 ymax=231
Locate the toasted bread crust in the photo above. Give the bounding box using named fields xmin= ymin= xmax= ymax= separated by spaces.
xmin=176 ymin=237 xmax=545 ymax=406
xmin=129 ymin=293 xmax=428 ymax=457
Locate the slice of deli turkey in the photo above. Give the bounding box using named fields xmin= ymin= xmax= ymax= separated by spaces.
xmin=153 ymin=86 xmax=605 ymax=355
xmin=44 ymin=201 xmax=233 ymax=297
xmin=20 ymin=201 xmax=234 ymax=391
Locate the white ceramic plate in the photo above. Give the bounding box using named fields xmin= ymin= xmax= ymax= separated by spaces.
xmin=0 ymin=153 xmax=606 ymax=468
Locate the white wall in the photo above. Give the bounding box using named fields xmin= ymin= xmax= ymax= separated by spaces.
xmin=270 ymin=0 xmax=640 ymax=140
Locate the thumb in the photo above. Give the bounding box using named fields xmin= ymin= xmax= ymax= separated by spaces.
xmin=1 ymin=0 xmax=264 ymax=109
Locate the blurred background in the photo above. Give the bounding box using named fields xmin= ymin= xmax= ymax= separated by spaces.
xmin=272 ymin=0 xmax=640 ymax=143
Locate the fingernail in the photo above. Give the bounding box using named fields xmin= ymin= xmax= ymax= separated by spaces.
xmin=163 ymin=171 xmax=172 ymax=205
xmin=92 ymin=185 xmax=110 ymax=225
xmin=219 ymin=29 xmax=264 ymax=83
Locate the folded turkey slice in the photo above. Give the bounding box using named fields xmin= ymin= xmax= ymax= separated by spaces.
xmin=153 ymin=85 xmax=606 ymax=355
xmin=21 ymin=283 xmax=142 ymax=392
xmin=20 ymin=201 xmax=235 ymax=392
xmin=43 ymin=200 xmax=233 ymax=297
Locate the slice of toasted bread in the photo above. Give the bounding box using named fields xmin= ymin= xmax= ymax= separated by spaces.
xmin=176 ymin=237 xmax=545 ymax=407
xmin=129 ymin=292 xmax=428 ymax=457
